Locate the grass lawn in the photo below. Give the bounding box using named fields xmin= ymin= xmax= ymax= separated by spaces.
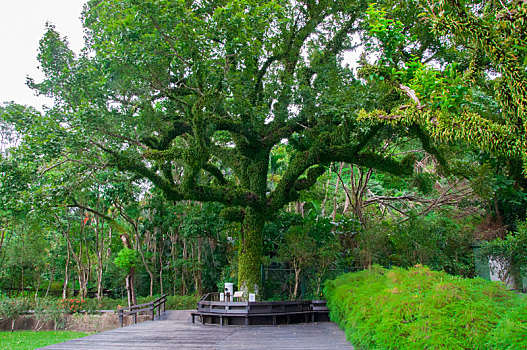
xmin=0 ymin=331 xmax=90 ymax=350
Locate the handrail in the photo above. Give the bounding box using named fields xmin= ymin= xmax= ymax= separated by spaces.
xmin=199 ymin=293 xmax=211 ymax=302
xmin=117 ymin=294 xmax=167 ymax=327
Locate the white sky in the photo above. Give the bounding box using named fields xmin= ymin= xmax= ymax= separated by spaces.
xmin=0 ymin=0 xmax=86 ymax=110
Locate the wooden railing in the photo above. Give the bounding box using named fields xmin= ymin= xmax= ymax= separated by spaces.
xmin=117 ymin=294 xmax=167 ymax=327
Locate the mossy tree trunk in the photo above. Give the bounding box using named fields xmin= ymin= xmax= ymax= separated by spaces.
xmin=236 ymin=150 xmax=269 ymax=293
xmin=238 ymin=208 xmax=265 ymax=293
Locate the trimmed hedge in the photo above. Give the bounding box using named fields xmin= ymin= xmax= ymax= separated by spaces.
xmin=324 ymin=265 xmax=527 ymax=349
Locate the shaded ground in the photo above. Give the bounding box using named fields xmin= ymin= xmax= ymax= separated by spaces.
xmin=39 ymin=310 xmax=354 ymax=350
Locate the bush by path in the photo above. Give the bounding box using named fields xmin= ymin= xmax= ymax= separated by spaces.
xmin=324 ymin=265 xmax=527 ymax=350
xmin=0 ymin=294 xmax=199 ymax=332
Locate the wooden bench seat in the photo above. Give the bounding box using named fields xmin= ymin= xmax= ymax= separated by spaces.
xmin=192 ymin=310 xmax=320 ymax=326
xmin=191 ymin=298 xmax=330 ymax=326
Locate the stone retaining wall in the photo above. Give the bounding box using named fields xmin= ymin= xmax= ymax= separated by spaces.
xmin=0 ymin=312 xmax=152 ymax=332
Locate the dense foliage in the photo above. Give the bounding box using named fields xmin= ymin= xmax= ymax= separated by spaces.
xmin=1 ymin=6 xmax=527 ymax=350
xmin=1 ymin=0 xmax=450 ymax=293
xmin=324 ymin=265 xmax=527 ymax=350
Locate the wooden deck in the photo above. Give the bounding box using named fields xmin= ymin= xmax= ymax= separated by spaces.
xmin=39 ymin=310 xmax=354 ymax=349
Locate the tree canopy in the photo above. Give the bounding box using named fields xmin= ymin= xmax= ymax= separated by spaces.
xmin=1 ymin=0 xmax=445 ymax=292
xmin=3 ymin=0 xmax=526 ymax=295
xmin=360 ymin=0 xmax=527 ymax=181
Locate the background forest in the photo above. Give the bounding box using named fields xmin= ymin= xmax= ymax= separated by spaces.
xmin=1 ymin=0 xmax=527 ymax=308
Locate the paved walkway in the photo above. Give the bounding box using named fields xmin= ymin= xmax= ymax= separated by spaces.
xmin=40 ymin=310 xmax=353 ymax=350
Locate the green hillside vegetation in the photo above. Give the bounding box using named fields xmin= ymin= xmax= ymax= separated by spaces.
xmin=325 ymin=265 xmax=527 ymax=350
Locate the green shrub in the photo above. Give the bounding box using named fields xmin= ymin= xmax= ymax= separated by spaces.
xmin=80 ymin=294 xmax=199 ymax=311
xmin=388 ymin=214 xmax=475 ymax=277
xmin=165 ymin=295 xmax=199 ymax=310
xmin=34 ymin=298 xmax=67 ymax=330
xmin=0 ymin=297 xmax=29 ymax=331
xmin=58 ymin=298 xmax=86 ymax=314
xmin=216 ymin=264 xmax=238 ymax=294
xmin=97 ymin=297 xmax=127 ymax=310
xmin=82 ymin=298 xmax=101 ymax=312
xmin=114 ymin=247 xmax=140 ymax=274
xmin=324 ymin=265 xmax=526 ymax=350
xmin=486 ymin=297 xmax=527 ymax=349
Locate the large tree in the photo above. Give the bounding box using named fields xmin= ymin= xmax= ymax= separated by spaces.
xmin=7 ymin=0 xmax=442 ymax=293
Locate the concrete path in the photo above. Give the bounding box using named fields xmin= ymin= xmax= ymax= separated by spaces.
xmin=39 ymin=310 xmax=353 ymax=350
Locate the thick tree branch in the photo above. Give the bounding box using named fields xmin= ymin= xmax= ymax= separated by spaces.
xmin=108 ymin=146 xmax=260 ymax=208
xmin=252 ymin=54 xmax=285 ymax=104
xmin=212 ymin=117 xmax=255 ymax=141
xmin=293 ymin=165 xmax=326 ymax=192
xmin=95 ymin=127 xmax=149 ymax=150
xmin=210 ymin=144 xmax=246 ymax=179
xmin=143 ymin=121 xmax=191 ymax=151
xmin=399 ymin=84 xmax=423 ymax=110
xmin=263 ymin=115 xmax=310 ymax=147
xmin=202 ymin=163 xmax=228 ymax=186
xmin=97 ymin=144 xmax=184 ymax=202
xmin=267 ymin=131 xmax=414 ymax=212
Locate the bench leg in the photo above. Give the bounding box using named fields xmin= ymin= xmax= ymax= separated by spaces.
xmin=220 ymin=316 xmax=223 ymax=327
xmin=273 ymin=316 xmax=276 ymax=326
xmin=245 ymin=316 xmax=248 ymax=327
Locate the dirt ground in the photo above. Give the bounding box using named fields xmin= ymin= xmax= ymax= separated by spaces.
xmin=0 ymin=312 xmax=152 ymax=332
